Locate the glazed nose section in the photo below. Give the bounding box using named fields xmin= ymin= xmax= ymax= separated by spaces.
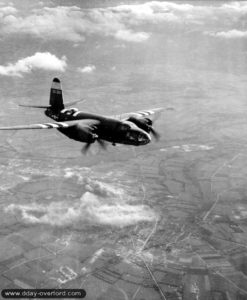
xmin=138 ymin=132 xmax=151 ymax=145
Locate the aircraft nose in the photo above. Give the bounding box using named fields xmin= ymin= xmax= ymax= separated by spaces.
xmin=138 ymin=132 xmax=151 ymax=145
xmin=145 ymin=133 xmax=151 ymax=144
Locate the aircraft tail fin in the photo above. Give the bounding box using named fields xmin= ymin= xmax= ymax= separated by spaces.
xmin=49 ymin=78 xmax=64 ymax=112
xmin=19 ymin=78 xmax=85 ymax=110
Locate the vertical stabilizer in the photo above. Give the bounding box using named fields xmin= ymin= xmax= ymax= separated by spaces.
xmin=50 ymin=78 xmax=64 ymax=112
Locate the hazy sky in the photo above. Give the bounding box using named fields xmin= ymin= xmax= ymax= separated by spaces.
xmin=0 ymin=1 xmax=247 ymax=117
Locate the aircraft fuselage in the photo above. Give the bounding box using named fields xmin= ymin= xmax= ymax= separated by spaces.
xmin=45 ymin=107 xmax=151 ymax=146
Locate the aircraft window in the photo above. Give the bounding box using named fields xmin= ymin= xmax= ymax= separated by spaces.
xmin=120 ymin=123 xmax=131 ymax=131
xmin=126 ymin=132 xmax=135 ymax=140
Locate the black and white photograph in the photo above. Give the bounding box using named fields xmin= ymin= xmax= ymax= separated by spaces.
xmin=0 ymin=0 xmax=247 ymax=299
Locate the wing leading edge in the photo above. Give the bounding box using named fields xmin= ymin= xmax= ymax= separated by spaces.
xmin=112 ymin=107 xmax=165 ymax=121
xmin=0 ymin=119 xmax=98 ymax=130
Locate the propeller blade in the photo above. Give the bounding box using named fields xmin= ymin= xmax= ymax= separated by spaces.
xmin=97 ymin=139 xmax=107 ymax=150
xmin=150 ymin=127 xmax=160 ymax=141
xmin=81 ymin=138 xmax=107 ymax=154
xmin=81 ymin=142 xmax=91 ymax=154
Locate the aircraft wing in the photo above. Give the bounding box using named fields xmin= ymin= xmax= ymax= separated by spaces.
xmin=112 ymin=107 xmax=166 ymax=121
xmin=0 ymin=119 xmax=98 ymax=130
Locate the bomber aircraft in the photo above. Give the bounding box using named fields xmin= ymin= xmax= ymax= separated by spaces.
xmin=0 ymin=78 xmax=168 ymax=153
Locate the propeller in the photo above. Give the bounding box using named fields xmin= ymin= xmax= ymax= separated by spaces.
xmin=144 ymin=118 xmax=161 ymax=141
xmin=81 ymin=138 xmax=107 ymax=154
xmin=97 ymin=138 xmax=107 ymax=150
xmin=148 ymin=107 xmax=175 ymax=140
xmin=81 ymin=142 xmax=91 ymax=154
xmin=149 ymin=127 xmax=160 ymax=141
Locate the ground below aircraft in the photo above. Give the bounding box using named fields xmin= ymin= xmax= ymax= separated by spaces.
xmin=0 ymin=78 xmax=171 ymax=153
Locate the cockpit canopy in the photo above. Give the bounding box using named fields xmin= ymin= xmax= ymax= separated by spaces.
xmin=119 ymin=121 xmax=137 ymax=131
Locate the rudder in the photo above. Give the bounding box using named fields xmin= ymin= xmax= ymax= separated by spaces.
xmin=50 ymin=78 xmax=64 ymax=112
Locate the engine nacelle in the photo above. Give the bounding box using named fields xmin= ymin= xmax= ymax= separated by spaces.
xmin=128 ymin=117 xmax=152 ymax=133
xmin=75 ymin=124 xmax=97 ymax=143
xmin=59 ymin=123 xmax=97 ymax=143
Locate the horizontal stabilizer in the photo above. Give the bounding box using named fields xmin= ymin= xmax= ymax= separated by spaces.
xmin=64 ymin=99 xmax=85 ymax=108
xmin=19 ymin=99 xmax=85 ymax=109
xmin=19 ymin=104 xmax=51 ymax=108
